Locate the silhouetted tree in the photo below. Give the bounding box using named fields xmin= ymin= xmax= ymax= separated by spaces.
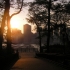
xmin=27 ymin=0 xmax=59 ymax=53
xmin=0 ymin=0 xmax=7 ymax=54
xmin=27 ymin=0 xmax=49 ymax=53
xmin=52 ymin=1 xmax=70 ymax=45
xmin=51 ymin=1 xmax=70 ymax=54
xmin=0 ymin=0 xmax=23 ymax=54
xmin=6 ymin=0 xmax=23 ymax=54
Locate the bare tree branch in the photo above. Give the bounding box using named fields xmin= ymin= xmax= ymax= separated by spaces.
xmin=10 ymin=0 xmax=23 ymax=19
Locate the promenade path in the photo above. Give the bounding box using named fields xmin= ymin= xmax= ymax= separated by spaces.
xmin=10 ymin=52 xmax=67 ymax=70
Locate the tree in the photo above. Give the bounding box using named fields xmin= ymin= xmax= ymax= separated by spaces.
xmin=27 ymin=0 xmax=49 ymax=53
xmin=52 ymin=1 xmax=70 ymax=44
xmin=51 ymin=1 xmax=70 ymax=54
xmin=27 ymin=0 xmax=59 ymax=53
xmin=0 ymin=0 xmax=23 ymax=54
xmin=0 ymin=0 xmax=7 ymax=54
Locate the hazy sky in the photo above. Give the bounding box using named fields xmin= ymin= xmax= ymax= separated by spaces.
xmin=10 ymin=0 xmax=34 ymax=33
xmin=10 ymin=0 xmax=70 ymax=33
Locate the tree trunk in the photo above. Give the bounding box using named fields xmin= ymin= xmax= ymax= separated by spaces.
xmin=36 ymin=24 xmax=42 ymax=53
xmin=47 ymin=0 xmax=51 ymax=53
xmin=0 ymin=1 xmax=7 ymax=54
xmin=39 ymin=30 xmax=42 ymax=53
xmin=6 ymin=0 xmax=12 ymax=54
xmin=7 ymin=16 xmax=12 ymax=54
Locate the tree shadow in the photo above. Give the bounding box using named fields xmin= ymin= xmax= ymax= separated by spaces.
xmin=0 ymin=53 xmax=19 ymax=70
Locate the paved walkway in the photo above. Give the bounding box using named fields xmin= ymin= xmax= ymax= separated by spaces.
xmin=10 ymin=52 xmax=67 ymax=70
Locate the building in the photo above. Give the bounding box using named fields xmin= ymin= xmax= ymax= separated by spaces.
xmin=11 ymin=28 xmax=23 ymax=43
xmin=23 ymin=24 xmax=38 ymax=44
xmin=11 ymin=24 xmax=38 ymax=44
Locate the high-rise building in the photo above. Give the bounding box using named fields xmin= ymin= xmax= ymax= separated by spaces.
xmin=24 ymin=24 xmax=31 ymax=34
xmin=23 ymin=24 xmax=38 ymax=44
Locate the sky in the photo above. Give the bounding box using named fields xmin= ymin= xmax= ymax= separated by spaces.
xmin=10 ymin=0 xmax=34 ymax=33
xmin=10 ymin=0 xmax=70 ymax=33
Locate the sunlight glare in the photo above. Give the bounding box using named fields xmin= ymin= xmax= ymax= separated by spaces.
xmin=10 ymin=15 xmax=29 ymax=33
xmin=10 ymin=16 xmax=20 ymax=29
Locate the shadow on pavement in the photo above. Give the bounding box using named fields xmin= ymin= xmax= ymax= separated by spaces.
xmin=0 ymin=53 xmax=19 ymax=70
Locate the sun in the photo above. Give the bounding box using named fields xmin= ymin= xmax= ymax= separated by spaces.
xmin=10 ymin=15 xmax=28 ymax=33
xmin=10 ymin=16 xmax=20 ymax=29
